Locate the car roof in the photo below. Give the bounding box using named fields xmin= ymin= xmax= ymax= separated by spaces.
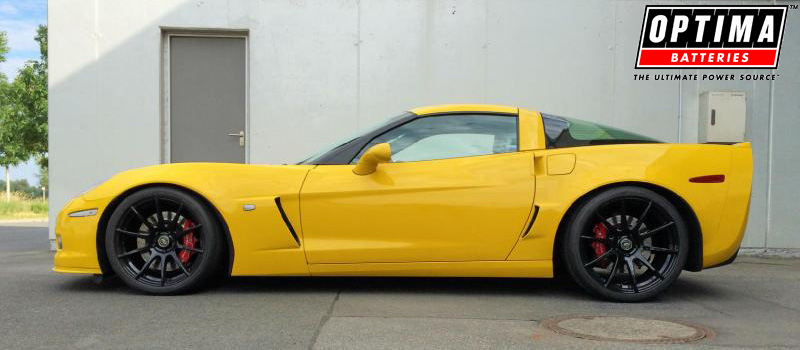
xmin=410 ymin=104 xmax=520 ymax=116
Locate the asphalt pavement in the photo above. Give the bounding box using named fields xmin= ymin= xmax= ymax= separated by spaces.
xmin=1 ymin=224 xmax=798 ymax=349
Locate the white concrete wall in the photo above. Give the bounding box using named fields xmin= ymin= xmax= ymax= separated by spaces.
xmin=49 ymin=0 xmax=800 ymax=249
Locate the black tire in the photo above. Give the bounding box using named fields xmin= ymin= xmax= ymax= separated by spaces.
xmin=104 ymin=187 xmax=223 ymax=294
xmin=561 ymin=186 xmax=689 ymax=302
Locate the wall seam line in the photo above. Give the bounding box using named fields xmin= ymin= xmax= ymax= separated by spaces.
xmin=611 ymin=1 xmax=617 ymax=127
xmin=355 ymin=0 xmax=361 ymax=131
xmin=483 ymin=0 xmax=489 ymax=103
xmin=765 ymin=69 xmax=774 ymax=248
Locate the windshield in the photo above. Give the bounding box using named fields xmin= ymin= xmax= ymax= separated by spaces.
xmin=298 ymin=113 xmax=411 ymax=164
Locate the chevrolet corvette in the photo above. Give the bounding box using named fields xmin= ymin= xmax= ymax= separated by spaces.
xmin=54 ymin=104 xmax=752 ymax=301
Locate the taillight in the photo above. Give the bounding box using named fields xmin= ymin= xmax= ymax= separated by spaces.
xmin=689 ymin=174 xmax=725 ymax=183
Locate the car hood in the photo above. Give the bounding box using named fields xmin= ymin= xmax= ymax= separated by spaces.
xmin=82 ymin=163 xmax=316 ymax=202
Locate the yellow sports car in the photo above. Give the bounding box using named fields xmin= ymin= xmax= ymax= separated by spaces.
xmin=54 ymin=104 xmax=752 ymax=301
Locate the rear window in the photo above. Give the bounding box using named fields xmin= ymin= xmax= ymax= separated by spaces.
xmin=541 ymin=113 xmax=660 ymax=149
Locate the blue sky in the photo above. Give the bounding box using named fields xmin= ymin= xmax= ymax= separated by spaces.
xmin=1 ymin=0 xmax=47 ymax=186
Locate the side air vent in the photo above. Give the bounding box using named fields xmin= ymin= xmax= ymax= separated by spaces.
xmin=521 ymin=205 xmax=540 ymax=239
xmin=274 ymin=197 xmax=301 ymax=246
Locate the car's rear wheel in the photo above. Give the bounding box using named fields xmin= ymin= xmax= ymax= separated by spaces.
xmin=104 ymin=187 xmax=223 ymax=294
xmin=561 ymin=186 xmax=688 ymax=302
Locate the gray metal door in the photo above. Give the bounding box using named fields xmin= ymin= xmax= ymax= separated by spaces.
xmin=169 ymin=36 xmax=246 ymax=163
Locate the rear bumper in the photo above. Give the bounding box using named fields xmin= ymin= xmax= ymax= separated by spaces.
xmin=700 ymin=143 xmax=752 ymax=269
xmin=705 ymin=248 xmax=739 ymax=269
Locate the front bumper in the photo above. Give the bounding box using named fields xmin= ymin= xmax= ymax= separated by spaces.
xmin=53 ymin=196 xmax=109 ymax=275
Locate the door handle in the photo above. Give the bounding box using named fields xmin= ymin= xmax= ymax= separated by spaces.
xmin=228 ymin=130 xmax=245 ymax=147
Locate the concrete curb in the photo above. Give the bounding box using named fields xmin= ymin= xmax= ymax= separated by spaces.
xmin=740 ymin=248 xmax=800 ymax=259
xmin=0 ymin=219 xmax=49 ymax=227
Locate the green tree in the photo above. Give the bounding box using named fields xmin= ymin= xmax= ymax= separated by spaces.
xmin=0 ymin=31 xmax=28 ymax=202
xmin=0 ymin=31 xmax=7 ymax=77
xmin=0 ymin=119 xmax=29 ymax=202
xmin=37 ymin=162 xmax=47 ymax=190
xmin=0 ymin=26 xmax=48 ymax=201
xmin=10 ymin=178 xmax=41 ymax=198
xmin=8 ymin=26 xmax=47 ymax=157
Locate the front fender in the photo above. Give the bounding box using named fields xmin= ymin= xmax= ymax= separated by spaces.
xmin=55 ymin=163 xmax=315 ymax=276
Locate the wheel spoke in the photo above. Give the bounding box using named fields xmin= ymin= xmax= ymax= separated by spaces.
xmin=177 ymin=244 xmax=203 ymax=254
xmin=177 ymin=224 xmax=203 ymax=238
xmin=640 ymin=221 xmax=675 ymax=239
xmin=116 ymin=228 xmax=151 ymax=239
xmin=154 ymin=196 xmax=163 ymax=226
xmin=130 ymin=205 xmax=156 ymax=232
xmin=584 ymin=249 xmax=616 ymax=268
xmin=135 ymin=254 xmax=158 ymax=280
xmin=171 ymin=253 xmax=190 ymax=277
xmin=625 ymin=257 xmax=639 ymax=293
xmin=634 ymin=201 xmax=653 ymax=233
xmin=604 ymin=254 xmax=620 ymax=287
xmin=159 ymin=256 xmax=167 ymax=286
xmin=636 ymin=255 xmax=665 ymax=280
xmin=643 ymin=245 xmax=678 ymax=254
xmin=171 ymin=201 xmax=185 ymax=227
xmin=620 ymin=198 xmax=628 ymax=231
xmin=580 ymin=235 xmax=612 ymax=244
xmin=117 ymin=246 xmax=150 ymax=258
xmin=593 ymin=210 xmax=607 ymax=224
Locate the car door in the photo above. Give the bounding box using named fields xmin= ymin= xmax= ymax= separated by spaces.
xmin=300 ymin=114 xmax=536 ymax=264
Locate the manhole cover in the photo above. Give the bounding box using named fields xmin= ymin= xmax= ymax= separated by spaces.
xmin=541 ymin=316 xmax=713 ymax=344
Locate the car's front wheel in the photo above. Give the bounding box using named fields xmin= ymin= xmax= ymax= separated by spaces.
xmin=104 ymin=187 xmax=223 ymax=294
xmin=561 ymin=186 xmax=689 ymax=302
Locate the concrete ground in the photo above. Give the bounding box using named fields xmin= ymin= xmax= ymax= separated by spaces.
xmin=1 ymin=224 xmax=798 ymax=350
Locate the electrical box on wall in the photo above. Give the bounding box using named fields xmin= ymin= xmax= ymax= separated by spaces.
xmin=698 ymin=91 xmax=746 ymax=143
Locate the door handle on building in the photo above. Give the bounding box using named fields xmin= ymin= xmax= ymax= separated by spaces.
xmin=228 ymin=130 xmax=245 ymax=147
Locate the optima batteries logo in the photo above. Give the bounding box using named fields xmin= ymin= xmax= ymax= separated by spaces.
xmin=636 ymin=5 xmax=788 ymax=68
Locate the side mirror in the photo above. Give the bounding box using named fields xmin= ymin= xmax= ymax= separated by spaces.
xmin=353 ymin=143 xmax=391 ymax=175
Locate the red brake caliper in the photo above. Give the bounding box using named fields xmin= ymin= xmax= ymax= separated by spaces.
xmin=178 ymin=219 xmax=197 ymax=264
xmin=591 ymin=222 xmax=609 ymax=267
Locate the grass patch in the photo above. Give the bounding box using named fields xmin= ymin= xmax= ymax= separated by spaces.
xmin=0 ymin=192 xmax=48 ymax=220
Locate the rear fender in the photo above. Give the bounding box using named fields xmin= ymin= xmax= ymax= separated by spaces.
xmin=508 ymin=143 xmax=748 ymax=269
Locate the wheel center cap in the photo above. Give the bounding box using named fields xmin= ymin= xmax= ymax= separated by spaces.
xmin=619 ymin=237 xmax=634 ymax=251
xmin=156 ymin=235 xmax=171 ymax=248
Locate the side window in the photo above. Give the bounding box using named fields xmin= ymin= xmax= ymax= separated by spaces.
xmin=541 ymin=113 xmax=659 ymax=148
xmin=352 ymin=114 xmax=518 ymax=163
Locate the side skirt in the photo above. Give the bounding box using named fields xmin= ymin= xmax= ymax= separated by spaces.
xmin=308 ymin=260 xmax=553 ymax=278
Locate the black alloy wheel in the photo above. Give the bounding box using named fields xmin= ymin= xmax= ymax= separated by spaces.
xmin=105 ymin=187 xmax=223 ymax=294
xmin=562 ymin=186 xmax=688 ymax=302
